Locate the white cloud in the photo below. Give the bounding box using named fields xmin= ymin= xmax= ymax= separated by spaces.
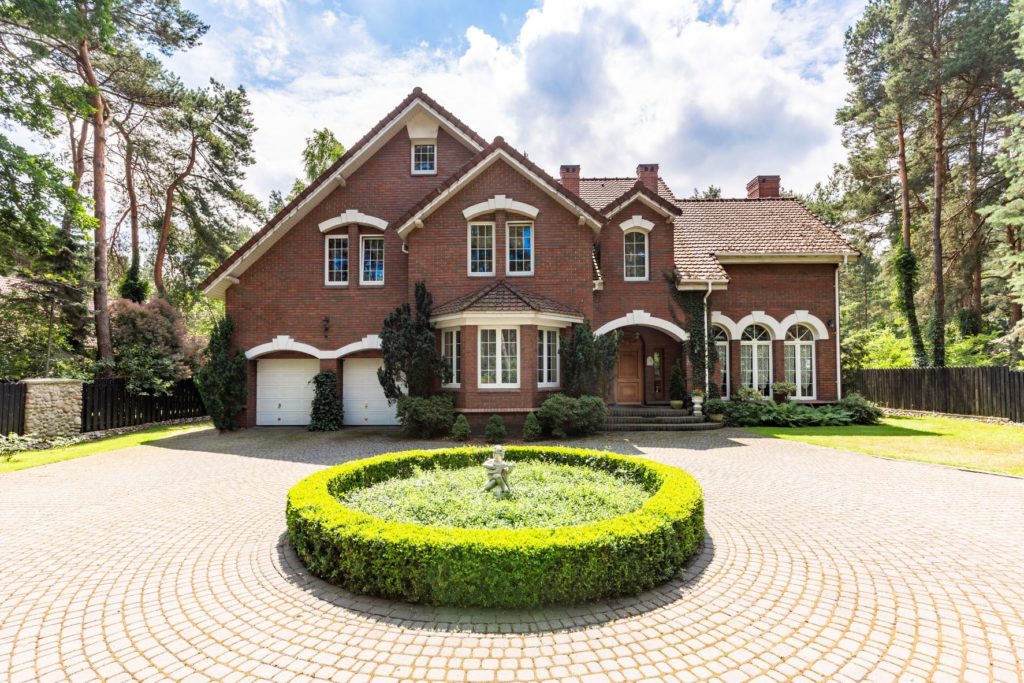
xmin=170 ymin=0 xmax=866 ymax=202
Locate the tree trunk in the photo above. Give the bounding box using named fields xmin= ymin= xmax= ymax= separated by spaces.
xmin=1010 ymin=225 xmax=1023 ymax=327
xmin=79 ymin=39 xmax=114 ymax=363
xmin=154 ymin=136 xmax=198 ymax=297
xmin=895 ymin=112 xmax=928 ymax=365
xmin=967 ymin=110 xmax=983 ymax=334
xmin=122 ymin=133 xmax=140 ymax=272
xmin=55 ymin=117 xmax=91 ymax=354
xmin=930 ymin=67 xmax=946 ymax=367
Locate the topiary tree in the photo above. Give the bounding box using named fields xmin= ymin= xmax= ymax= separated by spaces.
xmin=378 ymin=281 xmax=449 ymax=401
xmin=669 ymin=361 xmax=686 ymax=402
xmin=561 ymin=323 xmax=620 ymax=397
xmin=194 ymin=315 xmax=247 ymax=431
xmin=522 ymin=412 xmax=542 ymax=441
xmin=484 ymin=414 xmax=507 ymax=443
xmin=308 ymin=371 xmax=343 ymax=431
xmin=451 ymin=413 xmax=471 ymax=441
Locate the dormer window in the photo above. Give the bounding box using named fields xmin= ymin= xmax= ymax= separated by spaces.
xmin=412 ymin=141 xmax=436 ymax=174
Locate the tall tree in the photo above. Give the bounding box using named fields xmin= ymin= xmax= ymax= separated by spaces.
xmin=269 ymin=127 xmax=345 ymax=212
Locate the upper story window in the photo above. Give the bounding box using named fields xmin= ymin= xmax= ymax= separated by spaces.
xmin=740 ymin=324 xmax=772 ymax=396
xmin=325 ymin=235 xmax=348 ymax=285
xmin=623 ymin=230 xmax=648 ymax=281
xmin=479 ymin=327 xmax=519 ymax=388
xmin=411 ymin=141 xmax=436 ymax=175
xmin=360 ymin=235 xmax=384 ymax=285
xmin=507 ymin=222 xmax=534 ymax=275
xmin=442 ymin=329 xmax=461 ymax=387
xmin=468 ymin=223 xmax=494 ymax=276
xmin=537 ymin=328 xmax=559 ymax=387
xmin=784 ymin=324 xmax=815 ymax=399
xmin=712 ymin=325 xmax=729 ymax=398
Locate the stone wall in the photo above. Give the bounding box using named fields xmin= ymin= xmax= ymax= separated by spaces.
xmin=23 ymin=378 xmax=83 ymax=438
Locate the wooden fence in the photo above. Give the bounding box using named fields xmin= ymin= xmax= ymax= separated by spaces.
xmin=0 ymin=382 xmax=26 ymax=436
xmin=854 ymin=366 xmax=1024 ymax=423
xmin=81 ymin=378 xmax=206 ymax=432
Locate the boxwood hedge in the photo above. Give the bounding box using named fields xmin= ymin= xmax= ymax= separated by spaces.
xmin=286 ymin=446 xmax=704 ymax=609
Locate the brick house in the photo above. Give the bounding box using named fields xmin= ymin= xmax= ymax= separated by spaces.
xmin=201 ymin=88 xmax=857 ymax=428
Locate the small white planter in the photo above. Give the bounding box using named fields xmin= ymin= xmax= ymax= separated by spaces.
xmin=691 ymin=396 xmax=704 ymax=417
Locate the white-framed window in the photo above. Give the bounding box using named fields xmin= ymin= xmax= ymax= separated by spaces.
xmin=360 ymin=235 xmax=384 ymax=285
xmin=712 ymin=325 xmax=729 ymax=398
xmin=468 ymin=223 xmax=495 ymax=276
xmin=537 ymin=328 xmax=559 ymax=387
xmin=324 ymin=235 xmax=348 ymax=285
xmin=740 ymin=324 xmax=773 ymax=396
xmin=506 ymin=222 xmax=534 ymax=275
xmin=624 ymin=230 xmax=648 ymax=280
xmin=442 ymin=329 xmax=461 ymax=387
xmin=411 ymin=141 xmax=436 ymax=174
xmin=784 ymin=324 xmax=816 ymax=399
xmin=479 ymin=327 xmax=519 ymax=388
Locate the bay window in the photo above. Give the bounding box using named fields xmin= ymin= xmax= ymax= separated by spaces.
xmin=442 ymin=329 xmax=461 ymax=387
xmin=537 ymin=328 xmax=559 ymax=387
xmin=479 ymin=327 xmax=519 ymax=388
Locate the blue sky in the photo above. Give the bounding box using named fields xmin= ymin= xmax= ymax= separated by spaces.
xmin=169 ymin=0 xmax=867 ymax=202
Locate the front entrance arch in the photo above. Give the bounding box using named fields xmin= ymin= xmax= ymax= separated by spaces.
xmin=594 ymin=309 xmax=689 ymax=342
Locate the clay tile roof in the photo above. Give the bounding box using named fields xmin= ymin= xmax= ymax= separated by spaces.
xmin=578 ymin=177 xmax=677 ymax=210
xmin=600 ymin=179 xmax=681 ymax=218
xmin=433 ymin=280 xmax=583 ymax=318
xmin=671 ymin=197 xmax=858 ymax=281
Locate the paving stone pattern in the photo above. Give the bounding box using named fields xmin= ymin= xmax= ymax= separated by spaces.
xmin=1 ymin=427 xmax=1022 ymax=682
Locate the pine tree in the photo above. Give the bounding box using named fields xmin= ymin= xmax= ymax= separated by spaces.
xmin=377 ymin=281 xmax=449 ymax=401
xmin=195 ymin=315 xmax=247 ymax=431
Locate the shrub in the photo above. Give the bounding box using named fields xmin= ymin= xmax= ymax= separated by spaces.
xmin=669 ymin=362 xmax=686 ymax=401
xmin=378 ymin=281 xmax=449 ymax=401
xmin=194 ymin=315 xmax=247 ymax=431
xmin=396 ymin=394 xmax=455 ymax=438
xmin=771 ymin=382 xmax=796 ymax=399
xmin=838 ymin=392 xmax=884 ymax=425
xmin=724 ymin=400 xmax=856 ymax=427
xmin=485 ymin=414 xmax=507 ymax=443
xmin=104 ymin=298 xmax=198 ymax=395
xmin=561 ymin=323 xmax=619 ymax=397
xmin=723 ymin=399 xmax=772 ymax=426
xmin=735 ymin=386 xmax=763 ymax=402
xmin=117 ymin=263 xmax=150 ymax=304
xmin=704 ymin=398 xmax=726 ymax=415
xmin=573 ymin=395 xmax=608 ymax=435
xmin=286 ymin=446 xmax=704 ymax=608
xmin=522 ymin=412 xmax=542 ymax=441
xmin=537 ymin=393 xmax=576 ymax=438
xmin=308 ymin=371 xmax=343 ymax=431
xmin=451 ymin=414 xmax=471 ymax=441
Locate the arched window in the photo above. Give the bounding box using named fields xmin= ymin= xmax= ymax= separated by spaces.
xmin=785 ymin=324 xmax=816 ymax=399
xmin=740 ymin=324 xmax=772 ymax=396
xmin=712 ymin=325 xmax=729 ymax=398
xmin=623 ymin=230 xmax=648 ymax=280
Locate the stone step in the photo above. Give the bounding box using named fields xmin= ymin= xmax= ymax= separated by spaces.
xmin=602 ymin=421 xmax=724 ymax=432
xmin=605 ymin=414 xmax=705 ymax=424
xmin=609 ymin=406 xmax=693 ymax=417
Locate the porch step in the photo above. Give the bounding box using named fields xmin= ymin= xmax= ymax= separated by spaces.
xmin=603 ymin=421 xmax=724 ymax=432
xmin=609 ymin=406 xmax=693 ymax=417
xmin=606 ymin=414 xmax=705 ymax=424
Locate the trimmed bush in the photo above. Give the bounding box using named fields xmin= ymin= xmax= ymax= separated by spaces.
xmin=195 ymin=315 xmax=247 ymax=431
xmin=286 ymin=446 xmax=704 ymax=608
xmin=308 ymin=371 xmax=343 ymax=431
xmin=669 ymin=362 xmax=686 ymax=401
xmin=485 ymin=414 xmax=507 ymax=443
xmin=574 ymin=395 xmax=608 ymax=435
xmin=537 ymin=393 xmax=607 ymax=438
xmin=723 ymin=399 xmax=856 ymax=427
xmin=396 ymin=394 xmax=455 ymax=437
xmin=838 ymin=392 xmax=884 ymax=425
xmin=522 ymin=412 xmax=542 ymax=441
xmin=451 ymin=414 xmax=471 ymax=441
xmin=704 ymin=398 xmax=726 ymax=416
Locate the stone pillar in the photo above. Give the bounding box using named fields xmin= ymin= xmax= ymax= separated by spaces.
xmin=22 ymin=378 xmax=84 ymax=437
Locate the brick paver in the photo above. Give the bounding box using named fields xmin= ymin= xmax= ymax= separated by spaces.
xmin=1 ymin=427 xmax=1022 ymax=682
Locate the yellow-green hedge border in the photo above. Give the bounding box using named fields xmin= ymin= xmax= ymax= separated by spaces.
xmin=286 ymin=446 xmax=704 ymax=608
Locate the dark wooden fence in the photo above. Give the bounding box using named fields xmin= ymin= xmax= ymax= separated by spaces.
xmin=855 ymin=366 xmax=1024 ymax=423
xmin=0 ymin=381 xmax=26 ymax=436
xmin=81 ymin=378 xmax=206 ymax=432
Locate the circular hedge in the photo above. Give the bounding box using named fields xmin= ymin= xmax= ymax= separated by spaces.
xmin=286 ymin=446 xmax=704 ymax=608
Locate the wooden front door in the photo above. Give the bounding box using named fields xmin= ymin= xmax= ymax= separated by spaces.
xmin=615 ymin=337 xmax=643 ymax=405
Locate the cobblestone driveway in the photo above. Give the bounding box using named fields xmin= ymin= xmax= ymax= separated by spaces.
xmin=1 ymin=427 xmax=1022 ymax=683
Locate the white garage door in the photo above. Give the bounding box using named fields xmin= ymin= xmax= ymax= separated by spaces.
xmin=256 ymin=359 xmax=319 ymax=426
xmin=343 ymin=358 xmax=399 ymax=426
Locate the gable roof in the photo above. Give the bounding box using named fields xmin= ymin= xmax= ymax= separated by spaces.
xmin=201 ymin=87 xmax=487 ymax=299
xmin=394 ymin=137 xmax=606 ymax=239
xmin=433 ymin=280 xmax=582 ymax=318
xmin=579 ymin=177 xmax=677 ymax=210
xmin=601 ymin=179 xmax=682 ymax=220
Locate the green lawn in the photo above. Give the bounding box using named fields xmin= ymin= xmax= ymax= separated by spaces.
xmin=1 ymin=421 xmax=212 ymax=474
xmin=747 ymin=415 xmax=1024 ymax=476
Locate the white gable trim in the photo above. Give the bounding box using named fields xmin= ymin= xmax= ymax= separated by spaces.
xmin=606 ymin=192 xmax=677 ymax=219
xmin=319 ymin=209 xmax=388 ymax=232
xmin=397 ymin=148 xmax=602 ymax=239
xmin=463 ymin=195 xmax=540 ymax=220
xmin=779 ymin=310 xmax=830 ymax=340
xmin=711 ymin=312 xmax=741 ymax=340
xmin=594 ymin=309 xmax=689 ymax=342
xmin=245 ymin=334 xmax=382 ymax=360
xmin=203 ymin=97 xmax=484 ymax=300
xmin=619 ymin=215 xmax=655 ymax=233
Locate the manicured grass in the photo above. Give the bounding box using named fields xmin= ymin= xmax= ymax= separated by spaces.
xmin=0 ymin=422 xmax=212 ymax=474
xmin=747 ymin=415 xmax=1024 ymax=476
xmin=342 ymin=461 xmax=649 ymax=529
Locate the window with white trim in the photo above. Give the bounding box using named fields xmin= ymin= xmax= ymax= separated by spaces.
xmin=360 ymin=235 xmax=384 ymax=284
xmin=325 ymin=235 xmax=348 ymax=285
xmin=740 ymin=324 xmax=772 ymax=396
xmin=411 ymin=142 xmax=436 ymax=174
xmin=507 ymin=222 xmax=534 ymax=275
xmin=442 ymin=329 xmax=461 ymax=387
xmin=624 ymin=230 xmax=648 ymax=280
xmin=712 ymin=325 xmax=729 ymax=398
xmin=468 ymin=223 xmax=494 ymax=275
xmin=537 ymin=328 xmax=559 ymax=387
xmin=479 ymin=327 xmax=519 ymax=387
xmin=784 ymin=324 xmax=816 ymax=399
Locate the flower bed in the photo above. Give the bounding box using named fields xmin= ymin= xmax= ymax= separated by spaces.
xmin=286 ymin=446 xmax=704 ymax=608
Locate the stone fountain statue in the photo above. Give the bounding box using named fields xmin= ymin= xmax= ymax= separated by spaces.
xmin=482 ymin=445 xmax=515 ymax=499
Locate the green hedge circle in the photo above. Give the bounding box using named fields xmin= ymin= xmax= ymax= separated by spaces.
xmin=286 ymin=446 xmax=704 ymax=609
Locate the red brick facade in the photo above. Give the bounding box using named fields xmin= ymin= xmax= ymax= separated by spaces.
xmin=205 ymin=90 xmax=849 ymax=426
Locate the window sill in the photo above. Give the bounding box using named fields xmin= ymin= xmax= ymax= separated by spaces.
xmin=324 ymin=283 xmax=349 ymax=288
xmin=468 ymin=272 xmax=495 ymax=277
xmin=411 ymin=170 xmax=437 ymax=176
xmin=477 ymin=386 xmax=521 ymax=391
xmin=359 ymin=281 xmax=385 ymax=287
xmin=507 ymin=271 xmax=534 ymax=277
xmin=537 ymin=384 xmax=560 ymax=390
xmin=624 ymin=277 xmax=649 ymax=282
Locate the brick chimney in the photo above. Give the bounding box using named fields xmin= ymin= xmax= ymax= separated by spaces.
xmin=559 ymin=164 xmax=580 ymax=195
xmin=746 ymin=175 xmax=781 ymax=198
xmin=636 ymin=163 xmax=659 ymax=192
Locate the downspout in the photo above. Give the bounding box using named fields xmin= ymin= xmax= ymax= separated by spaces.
xmin=704 ymin=280 xmax=713 ymax=392
xmin=835 ymin=258 xmax=846 ymax=400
